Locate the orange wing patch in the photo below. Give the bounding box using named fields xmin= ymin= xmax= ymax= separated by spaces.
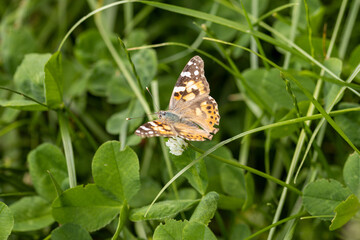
xmin=200 ymin=96 xmax=220 ymax=134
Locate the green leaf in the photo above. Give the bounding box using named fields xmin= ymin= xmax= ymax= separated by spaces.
xmin=218 ymin=194 xmax=245 ymax=210
xmin=190 ymin=191 xmax=219 ymax=225
xmin=0 ymin=99 xmax=48 ymax=111
xmin=220 ymin=164 xmax=246 ymax=199
xmin=153 ymin=219 xmax=216 ymax=240
xmin=0 ymin=27 xmax=38 ymax=73
xmin=106 ymin=100 xmax=144 ymax=134
xmin=52 ymin=184 xmax=122 ymax=232
xmin=244 ymin=68 xmax=315 ymax=111
xmin=171 ymin=148 xmax=208 ymax=195
xmin=348 ymin=45 xmax=360 ymax=78
xmin=129 ymin=199 xmax=199 ymax=221
xmin=10 ymin=196 xmax=53 ymax=231
xmin=129 ymin=177 xmax=162 ymax=208
xmin=132 ymin=49 xmax=157 ymax=87
xmin=51 ymin=223 xmax=92 ymax=240
xmin=335 ymin=103 xmax=360 ymax=147
xmin=343 ymin=152 xmax=360 ymax=199
xmin=201 ymin=143 xmax=233 ymax=193
xmin=125 ymin=29 xmax=148 ymax=48
xmin=0 ymin=202 xmax=14 ymax=240
xmin=182 ymin=221 xmax=217 ymax=240
xmin=14 ymin=53 xmax=52 ymax=103
xmin=28 ymin=143 xmax=68 ymax=201
xmin=329 ymin=194 xmax=360 ymax=231
xmin=303 ymin=179 xmax=352 ymax=220
xmin=229 ymin=223 xmax=251 ymax=240
xmin=106 ymin=74 xmax=134 ymax=104
xmin=153 ymin=219 xmax=187 ymax=240
xmin=44 ymin=51 xmax=63 ymax=109
xmin=74 ymin=29 xmax=111 ymax=65
xmin=92 ymin=141 xmax=140 ymax=202
xmin=87 ymin=60 xmax=115 ymax=97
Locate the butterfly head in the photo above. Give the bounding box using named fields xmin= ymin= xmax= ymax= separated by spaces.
xmin=157 ymin=110 xmax=167 ymax=119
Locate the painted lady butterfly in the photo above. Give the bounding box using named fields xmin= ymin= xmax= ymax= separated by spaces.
xmin=135 ymin=56 xmax=220 ymax=141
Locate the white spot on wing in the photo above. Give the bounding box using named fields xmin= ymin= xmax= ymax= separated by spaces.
xmin=141 ymin=126 xmax=151 ymax=131
xmin=149 ymin=122 xmax=157 ymax=126
xmin=174 ymin=86 xmax=186 ymax=92
xmin=181 ymin=71 xmax=191 ymax=77
xmin=187 ymin=61 xmax=193 ymax=66
xmin=136 ymin=130 xmax=141 ymax=133
xmin=194 ymin=70 xmax=199 ymax=76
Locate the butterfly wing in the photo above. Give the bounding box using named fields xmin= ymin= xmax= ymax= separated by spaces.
xmin=173 ymin=122 xmax=213 ymax=141
xmin=168 ymin=56 xmax=220 ymax=135
xmin=176 ymin=95 xmax=220 ymax=134
xmin=169 ymin=56 xmax=210 ymax=110
xmin=135 ymin=120 xmax=176 ymax=138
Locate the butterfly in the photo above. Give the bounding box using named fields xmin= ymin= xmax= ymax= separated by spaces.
xmin=135 ymin=56 xmax=220 ymax=141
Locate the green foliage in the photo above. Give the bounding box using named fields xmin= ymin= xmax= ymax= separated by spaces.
xmin=13 ymin=53 xmax=51 ymax=103
xmin=92 ymin=141 xmax=140 ymax=202
xmin=10 ymin=196 xmax=54 ymax=232
xmin=1 ymin=0 xmax=360 ymax=239
xmin=52 ymin=184 xmax=122 ymax=232
xmin=329 ymin=194 xmax=360 ymax=230
xmin=343 ymin=152 xmax=360 ymax=199
xmin=303 ymin=179 xmax=352 ymax=220
xmin=189 ymin=191 xmax=219 ymax=225
xmin=130 ymin=199 xmax=199 ymax=221
xmin=153 ymin=219 xmax=217 ymax=240
xmin=28 ymin=143 xmax=68 ymax=201
xmin=0 ymin=202 xmax=13 ymax=240
xmin=303 ymin=153 xmax=360 ymax=228
xmin=171 ymin=148 xmax=208 ymax=195
xmin=51 ymin=223 xmax=92 ymax=240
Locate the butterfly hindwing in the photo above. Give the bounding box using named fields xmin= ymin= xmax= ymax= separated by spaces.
xmin=173 ymin=123 xmax=213 ymax=141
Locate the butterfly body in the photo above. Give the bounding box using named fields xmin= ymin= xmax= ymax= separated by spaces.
xmin=135 ymin=56 xmax=220 ymax=141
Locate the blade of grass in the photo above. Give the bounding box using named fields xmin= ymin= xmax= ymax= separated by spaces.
xmin=283 ymin=0 xmax=300 ymax=70
xmin=241 ymin=0 xmax=269 ymax=69
xmin=58 ymin=111 xmax=77 ymax=188
xmin=339 ymin=0 xmax=360 ymax=58
xmin=303 ymin=0 xmax=315 ymax=61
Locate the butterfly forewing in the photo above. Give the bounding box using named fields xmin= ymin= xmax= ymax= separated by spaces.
xmin=169 ymin=56 xmax=210 ymax=110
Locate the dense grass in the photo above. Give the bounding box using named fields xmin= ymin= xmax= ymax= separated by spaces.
xmin=1 ymin=0 xmax=360 ymax=239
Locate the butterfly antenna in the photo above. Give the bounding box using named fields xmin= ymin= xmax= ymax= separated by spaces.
xmin=146 ymin=86 xmax=160 ymax=112
xmin=126 ymin=113 xmax=156 ymax=121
